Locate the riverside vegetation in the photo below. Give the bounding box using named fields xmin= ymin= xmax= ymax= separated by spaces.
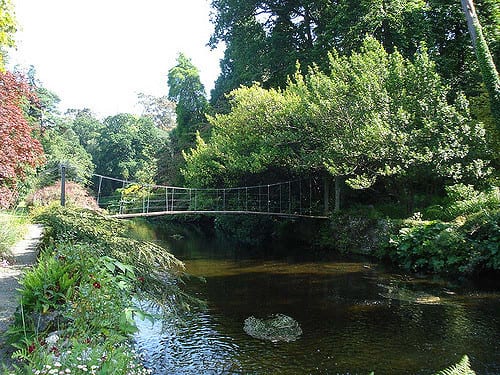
xmin=1 ymin=206 xmax=485 ymax=375
xmin=318 ymin=183 xmax=499 ymax=276
xmin=2 ymin=204 xmax=188 ymax=374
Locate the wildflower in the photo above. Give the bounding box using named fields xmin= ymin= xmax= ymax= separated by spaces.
xmin=54 ymin=362 xmax=62 ymax=368
xmin=0 ymin=259 xmax=9 ymax=267
xmin=28 ymin=343 xmax=36 ymax=353
xmin=77 ymin=364 xmax=88 ymax=373
xmin=137 ymin=276 xmax=145 ymax=283
xmin=46 ymin=333 xmax=60 ymax=345
xmin=92 ymin=281 xmax=101 ymax=289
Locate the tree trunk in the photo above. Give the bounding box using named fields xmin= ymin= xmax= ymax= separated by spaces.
xmin=460 ymin=0 xmax=500 ymax=131
xmin=334 ymin=176 xmax=341 ymax=212
xmin=323 ymin=176 xmax=330 ymax=215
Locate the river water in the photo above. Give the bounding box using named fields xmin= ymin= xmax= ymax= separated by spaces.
xmin=133 ymin=222 xmax=500 ymax=375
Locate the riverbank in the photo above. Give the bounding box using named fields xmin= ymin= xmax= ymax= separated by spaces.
xmin=2 ymin=205 xmax=185 ymax=374
xmin=0 ymin=224 xmax=43 ymax=366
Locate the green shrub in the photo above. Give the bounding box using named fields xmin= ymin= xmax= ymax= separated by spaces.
xmin=318 ymin=212 xmax=396 ymax=256
xmin=5 ymin=205 xmax=189 ymax=373
xmin=385 ymin=209 xmax=499 ymax=274
xmin=425 ymin=184 xmax=499 ymax=221
xmin=19 ymin=250 xmax=80 ymax=314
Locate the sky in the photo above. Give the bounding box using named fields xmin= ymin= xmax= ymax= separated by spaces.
xmin=8 ymin=0 xmax=224 ymax=118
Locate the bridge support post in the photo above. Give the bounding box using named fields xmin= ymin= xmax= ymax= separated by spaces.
xmin=165 ymin=187 xmax=168 ymax=211
xmin=60 ymin=163 xmax=66 ymax=207
xmin=267 ymin=185 xmax=270 ymax=212
xmin=171 ymin=188 xmax=175 ymax=211
xmin=96 ymin=175 xmax=103 ymax=206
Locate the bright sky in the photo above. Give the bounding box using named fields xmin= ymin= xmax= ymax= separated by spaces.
xmin=8 ymin=0 xmax=224 ymax=118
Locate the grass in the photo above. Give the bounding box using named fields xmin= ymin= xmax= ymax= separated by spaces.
xmin=0 ymin=210 xmax=29 ymax=261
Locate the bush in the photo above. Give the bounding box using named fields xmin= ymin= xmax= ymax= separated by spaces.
xmin=26 ymin=181 xmax=100 ymax=210
xmin=425 ymin=184 xmax=499 ymax=221
xmin=318 ymin=211 xmax=396 ymax=256
xmin=5 ymin=205 xmax=188 ymax=373
xmin=385 ymin=209 xmax=499 ymax=274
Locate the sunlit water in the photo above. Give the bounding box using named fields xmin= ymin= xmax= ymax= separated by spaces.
xmin=133 ymin=223 xmax=500 ymax=375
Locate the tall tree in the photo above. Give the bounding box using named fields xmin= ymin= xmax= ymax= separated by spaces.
xmin=167 ymin=53 xmax=209 ymax=147
xmin=136 ymin=93 xmax=177 ymax=130
xmin=0 ymin=0 xmax=16 ymax=70
xmin=161 ymin=54 xmax=210 ymax=184
xmin=0 ymin=71 xmax=45 ymax=207
xmin=208 ymin=0 xmax=499 ymax=116
xmin=94 ymin=114 xmax=166 ymax=183
xmin=461 ymin=0 xmax=500 ymax=131
xmin=184 ymin=38 xmax=490 ymax=211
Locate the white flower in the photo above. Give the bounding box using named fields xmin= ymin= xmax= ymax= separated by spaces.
xmin=46 ymin=334 xmax=60 ymax=345
xmin=54 ymin=361 xmax=62 ymax=368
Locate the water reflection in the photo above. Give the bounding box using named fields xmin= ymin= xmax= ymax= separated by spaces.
xmin=133 ymin=224 xmax=500 ymax=375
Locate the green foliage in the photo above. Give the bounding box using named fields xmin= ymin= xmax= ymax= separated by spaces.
xmin=0 ymin=0 xmax=16 ymax=70
xmin=18 ymin=341 xmax=151 ymax=375
xmin=163 ymin=54 xmax=210 ymax=185
xmin=9 ymin=243 xmax=152 ymax=373
xmin=0 ymin=211 xmax=28 ymax=258
xmin=434 ymin=355 xmax=476 ymax=375
xmin=385 ymin=208 xmax=499 ymax=274
xmin=184 ymin=37 xmax=490 ymax=200
xmin=425 ymin=184 xmax=499 ymax=221
xmin=94 ymin=114 xmax=166 ymax=183
xmin=168 ymin=53 xmax=209 ymax=137
xmin=5 ymin=205 xmax=187 ymax=373
xmin=31 ymin=205 xmax=183 ymax=275
xmin=39 ymin=128 xmax=95 ymax=186
xmin=214 ymin=214 xmax=276 ymax=246
xmin=19 ymin=250 xmax=79 ymax=314
xmin=209 ymin=0 xmax=499 ymax=118
xmin=467 ymin=4 xmax=500 ymax=132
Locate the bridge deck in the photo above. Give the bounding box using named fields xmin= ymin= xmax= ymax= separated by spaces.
xmin=110 ymin=210 xmax=328 ymax=220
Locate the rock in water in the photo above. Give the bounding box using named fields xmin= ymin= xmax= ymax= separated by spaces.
xmin=243 ymin=314 xmax=302 ymax=342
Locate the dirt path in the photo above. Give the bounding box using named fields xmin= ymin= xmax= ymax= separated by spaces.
xmin=0 ymin=224 xmax=43 ymax=366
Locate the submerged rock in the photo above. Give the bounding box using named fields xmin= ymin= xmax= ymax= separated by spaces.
xmin=378 ymin=283 xmax=442 ymax=305
xmin=243 ymin=314 xmax=302 ymax=342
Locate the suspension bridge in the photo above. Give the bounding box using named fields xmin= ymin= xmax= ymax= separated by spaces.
xmin=91 ymin=174 xmax=329 ymax=220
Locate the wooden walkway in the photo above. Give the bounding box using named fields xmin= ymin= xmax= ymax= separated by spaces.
xmin=111 ymin=210 xmax=328 ymax=220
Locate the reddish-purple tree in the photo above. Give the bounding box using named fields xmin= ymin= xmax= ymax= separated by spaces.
xmin=0 ymin=71 xmax=45 ymax=207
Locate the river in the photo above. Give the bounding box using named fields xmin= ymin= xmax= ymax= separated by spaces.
xmin=132 ymin=221 xmax=500 ymax=375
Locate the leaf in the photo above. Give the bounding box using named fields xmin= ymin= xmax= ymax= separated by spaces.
xmin=434 ymin=355 xmax=476 ymax=375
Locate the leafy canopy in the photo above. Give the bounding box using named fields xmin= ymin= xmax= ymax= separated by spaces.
xmin=183 ymin=38 xmax=490 ymax=192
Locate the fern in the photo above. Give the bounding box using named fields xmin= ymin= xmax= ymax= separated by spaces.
xmin=435 ymin=355 xmax=476 ymax=375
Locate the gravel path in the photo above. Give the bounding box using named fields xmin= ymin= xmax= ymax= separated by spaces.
xmin=0 ymin=224 xmax=43 ymax=366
